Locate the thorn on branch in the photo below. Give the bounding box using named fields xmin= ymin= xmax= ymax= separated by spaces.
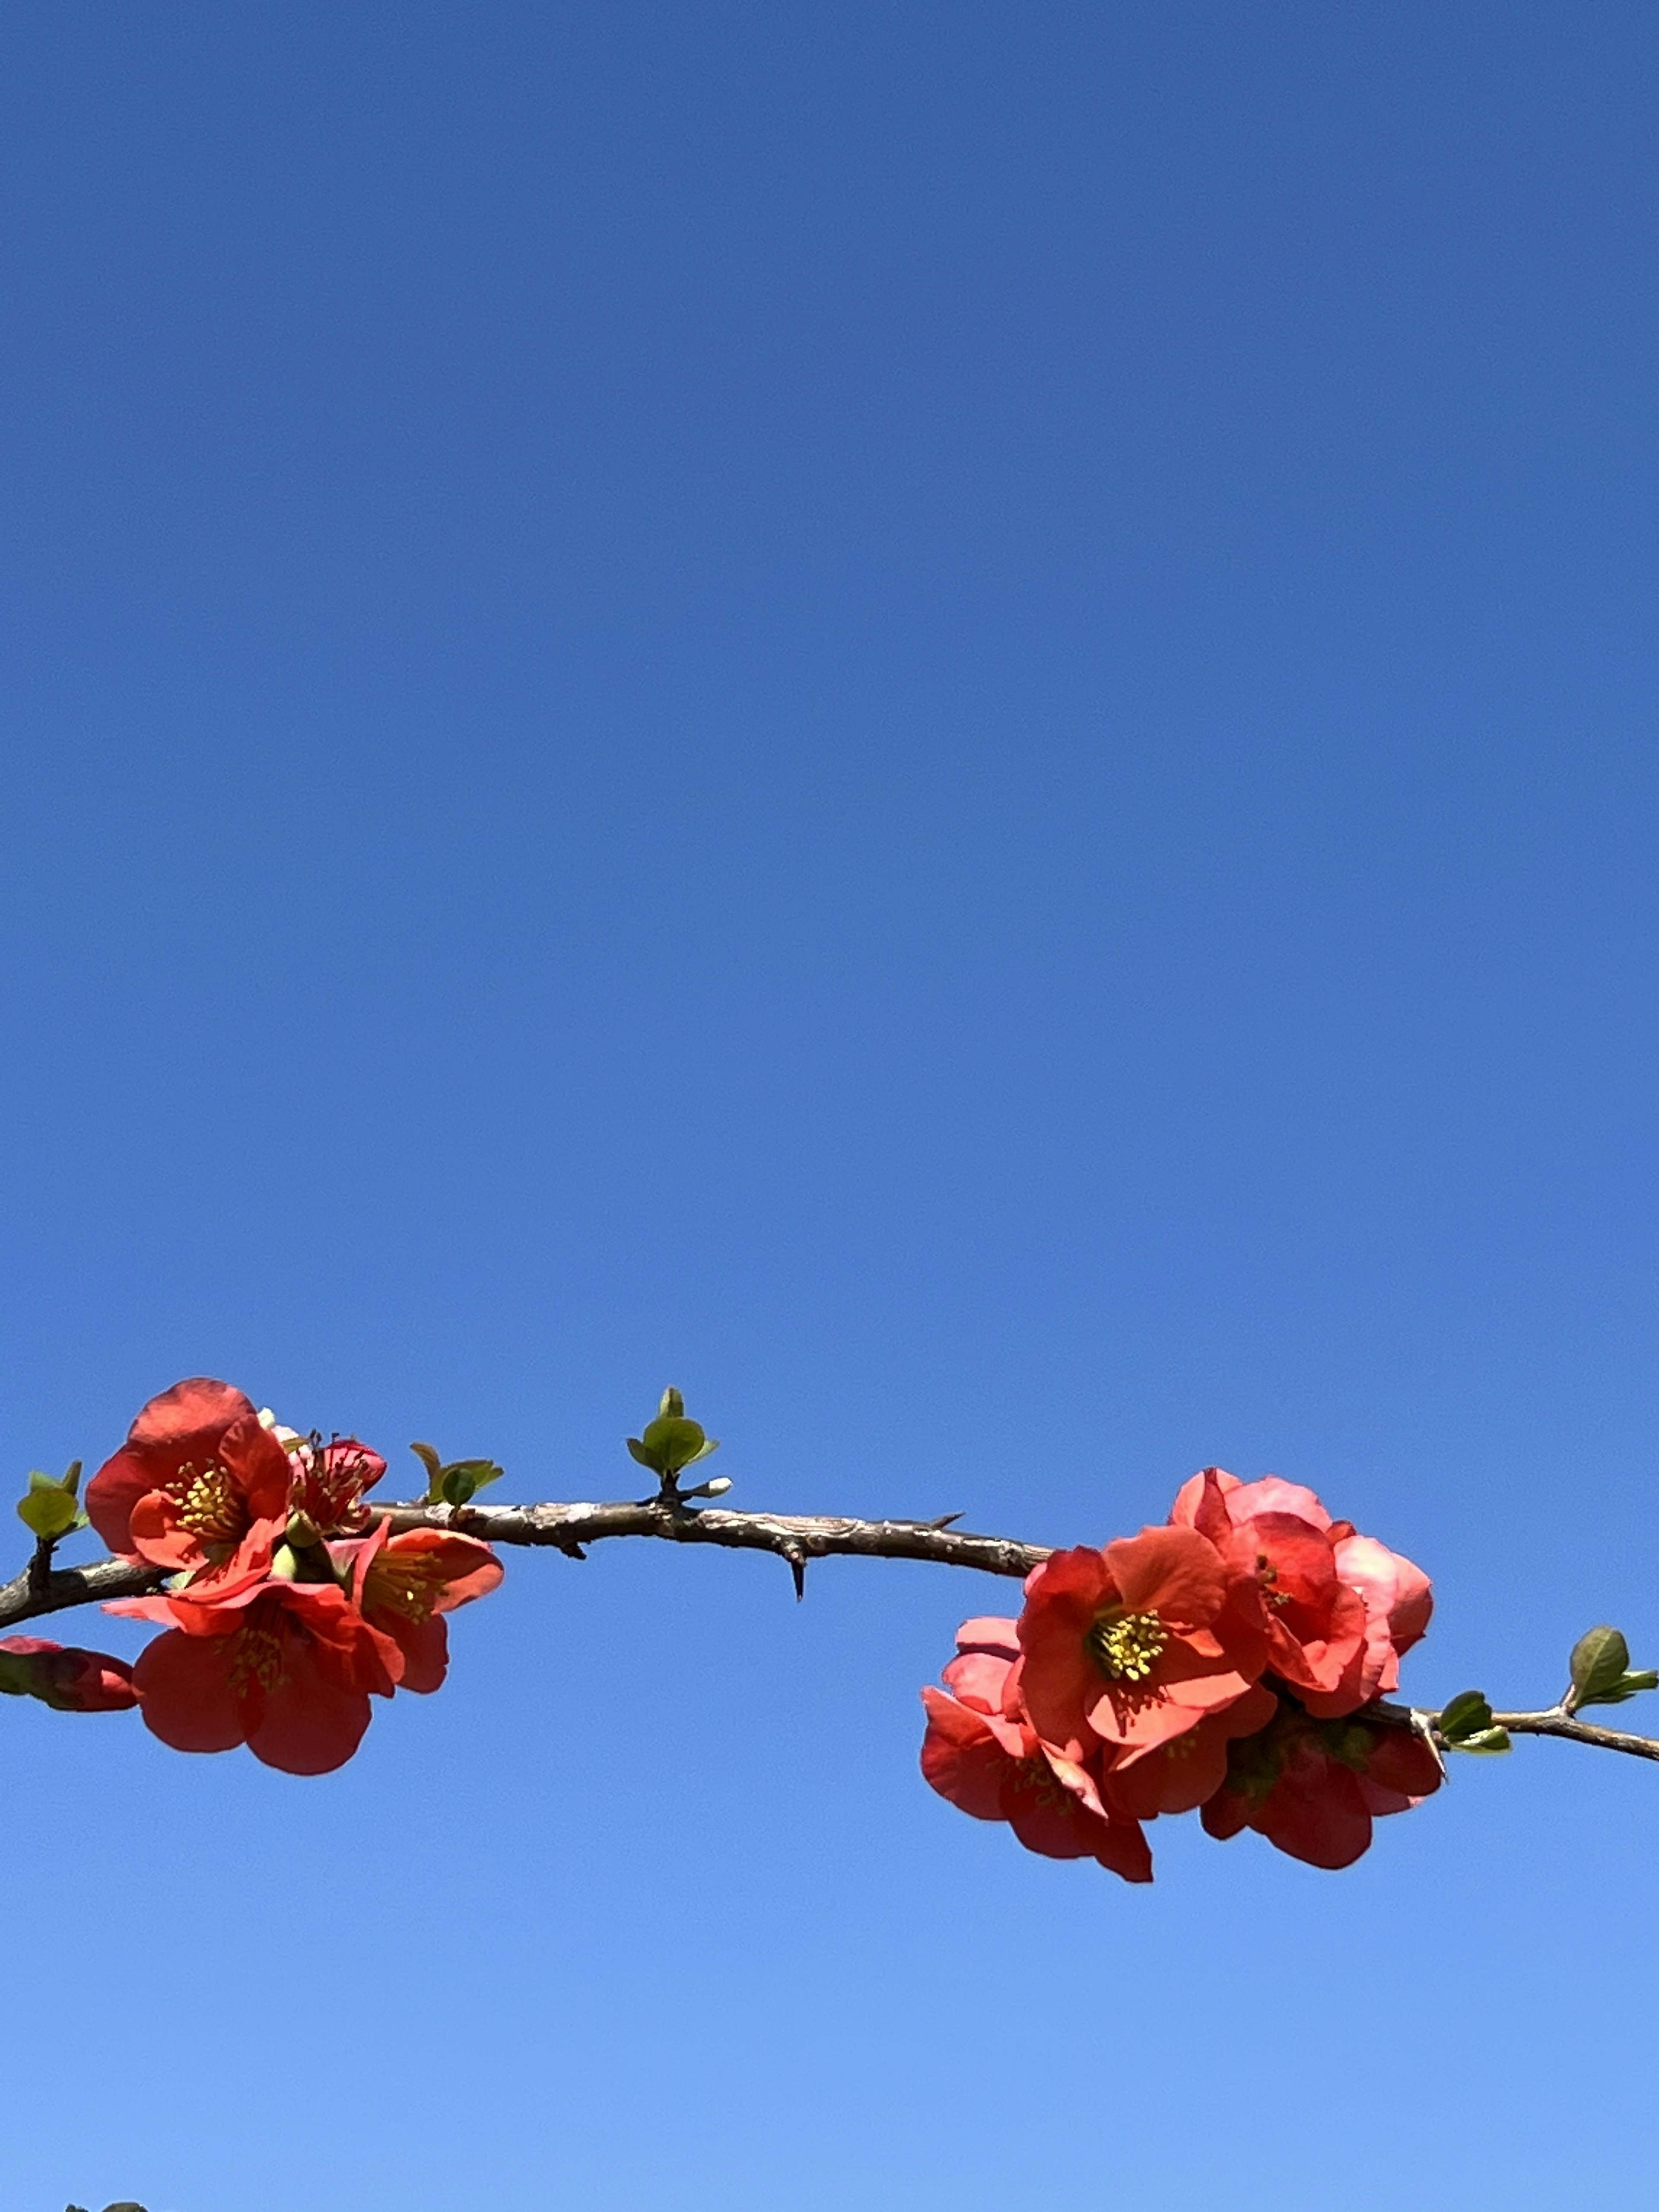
xmin=780 ymin=1539 xmax=807 ymax=1602
xmin=928 ymin=1512 xmax=964 ymax=1530
xmin=557 ymin=1541 xmax=587 ymax=1561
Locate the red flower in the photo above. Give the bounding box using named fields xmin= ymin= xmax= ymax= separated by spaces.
xmin=921 ymin=1619 xmax=1152 ymax=1883
xmin=1102 ymin=1682 xmax=1279 ymax=1818
xmin=1016 ymin=1527 xmax=1268 ymax=1763
xmin=86 ymin=1377 xmax=259 ymax=1556
xmin=344 ymin=1521 xmax=504 ymax=1693
xmin=1200 ymin=1696 xmax=1443 ymax=1869
xmin=111 ymin=1579 xmax=402 ymax=1775
xmin=1172 ymin=1468 xmax=1431 ymax=1716
xmin=288 ymin=1436 xmax=388 ymax=1536
xmin=0 ymin=1635 xmax=137 ymax=1713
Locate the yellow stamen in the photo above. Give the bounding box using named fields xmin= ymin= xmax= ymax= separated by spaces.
xmin=1087 ymin=1609 xmax=1168 ymax=1683
xmin=176 ymin=1463 xmax=243 ymax=1541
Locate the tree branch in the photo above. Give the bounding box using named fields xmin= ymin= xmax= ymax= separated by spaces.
xmin=0 ymin=1554 xmax=163 ymax=1630
xmin=3 ymin=1491 xmax=1657 ymax=1767
xmin=1365 ymin=1696 xmax=1659 ymax=1764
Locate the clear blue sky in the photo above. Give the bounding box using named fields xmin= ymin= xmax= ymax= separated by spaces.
xmin=3 ymin=6 xmax=1656 ymax=2207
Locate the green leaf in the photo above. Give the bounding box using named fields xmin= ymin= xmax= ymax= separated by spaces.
xmin=17 ymin=1485 xmax=79 ymax=1540
xmin=60 ymin=1459 xmax=82 ymax=1500
xmin=443 ymin=1458 xmax=503 ymax=1495
xmin=1452 ymin=1727 xmax=1512 ymax=1754
xmin=658 ymin=1386 xmax=685 ymax=1421
xmin=441 ymin=1466 xmax=478 ymax=1507
xmin=1438 ymin=1690 xmax=1495 ymax=1742
xmin=1570 ymin=1625 xmax=1631 ymax=1708
xmin=640 ymin=1416 xmax=712 ymax=1474
xmin=410 ymin=1442 xmax=445 ymax=1501
xmin=1579 ymin=1666 xmax=1659 ymax=1707
xmin=626 ymin=1437 xmax=662 ymax=1471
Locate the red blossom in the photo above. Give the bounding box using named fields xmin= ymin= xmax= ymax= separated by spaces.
xmin=921 ymin=1619 xmax=1152 ymax=1882
xmin=1172 ymin=1468 xmax=1431 ymax=1716
xmin=1016 ymin=1527 xmax=1269 ymax=1764
xmin=86 ymin=1377 xmax=259 ymax=1557
xmin=110 ymin=1578 xmax=403 ymax=1774
xmin=288 ymin=1436 xmax=388 ymax=1536
xmin=1200 ymin=1696 xmax=1443 ymax=1869
xmin=343 ymin=1521 xmax=504 ymax=1693
xmin=1102 ymin=1682 xmax=1280 ymax=1818
xmin=0 ymin=1635 xmax=137 ymax=1713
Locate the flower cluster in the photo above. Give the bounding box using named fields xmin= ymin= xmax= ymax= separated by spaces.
xmin=86 ymin=1377 xmax=502 ymax=1774
xmin=920 ymin=1467 xmax=1439 ymax=1876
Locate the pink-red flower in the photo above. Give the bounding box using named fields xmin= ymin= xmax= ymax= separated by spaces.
xmin=345 ymin=1521 xmax=504 ymax=1693
xmin=921 ymin=1619 xmax=1152 ymax=1882
xmin=86 ymin=1378 xmax=290 ymax=1595
xmin=86 ymin=1377 xmax=259 ymax=1555
xmin=287 ymin=1436 xmax=388 ymax=1537
xmin=1171 ymin=1467 xmax=1431 ymax=1716
xmin=111 ymin=1576 xmax=402 ymax=1775
xmin=1199 ymin=1695 xmax=1443 ymax=1869
xmin=0 ymin=1635 xmax=137 ymax=1712
xmin=1017 ymin=1526 xmax=1269 ymax=1764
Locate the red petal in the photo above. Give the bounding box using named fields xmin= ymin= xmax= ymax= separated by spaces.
xmin=920 ymin=1687 xmax=1017 ymax=1820
xmin=389 ymin=1614 xmax=449 ymax=1695
xmin=246 ymin=1639 xmax=373 ymax=1773
xmin=128 ymin=1378 xmax=257 ymax=1451
xmin=132 ymin=1630 xmax=247 ymax=1753
xmin=1104 ymin=1526 xmax=1226 ymax=1627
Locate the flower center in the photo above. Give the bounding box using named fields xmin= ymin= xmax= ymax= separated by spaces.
xmin=1255 ymin=1554 xmax=1292 ymax=1610
xmin=226 ymin=1624 xmax=286 ymax=1695
xmin=365 ymin=1550 xmax=451 ymax=1624
xmin=176 ymin=1463 xmax=243 ymax=1541
xmin=1087 ymin=1609 xmax=1168 ymax=1682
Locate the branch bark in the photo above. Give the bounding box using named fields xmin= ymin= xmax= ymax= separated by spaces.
xmin=2 ymin=1489 xmax=1656 ymax=1767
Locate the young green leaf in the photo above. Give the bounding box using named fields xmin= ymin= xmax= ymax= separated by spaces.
xmin=1451 ymin=1727 xmax=1512 ymax=1754
xmin=1438 ymin=1689 xmax=1494 ymax=1742
xmin=1569 ymin=1625 xmax=1631 ymax=1710
xmin=17 ymin=1483 xmax=79 ymax=1541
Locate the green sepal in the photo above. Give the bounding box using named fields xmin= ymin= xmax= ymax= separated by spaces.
xmin=658 ymin=1387 xmax=685 ymax=1421
xmin=1569 ymin=1625 xmax=1632 ymax=1709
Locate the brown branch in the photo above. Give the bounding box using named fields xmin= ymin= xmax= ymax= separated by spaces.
xmin=1485 ymin=1709 xmax=1659 ymax=1762
xmin=2 ymin=1491 xmax=1657 ymax=1773
xmin=0 ymin=1554 xmax=163 ymax=1630
xmin=376 ymin=1495 xmax=1054 ymax=1581
xmin=0 ymin=1493 xmax=1047 ymax=1632
xmin=1366 ymin=1695 xmax=1659 ymax=1764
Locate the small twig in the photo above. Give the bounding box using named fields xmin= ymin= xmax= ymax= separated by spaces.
xmin=1367 ymin=1697 xmax=1659 ymax=1766
xmin=27 ymin=1531 xmax=58 ymax=1600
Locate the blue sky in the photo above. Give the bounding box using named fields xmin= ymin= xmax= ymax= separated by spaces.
xmin=3 ymin=5 xmax=1657 ymax=2207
